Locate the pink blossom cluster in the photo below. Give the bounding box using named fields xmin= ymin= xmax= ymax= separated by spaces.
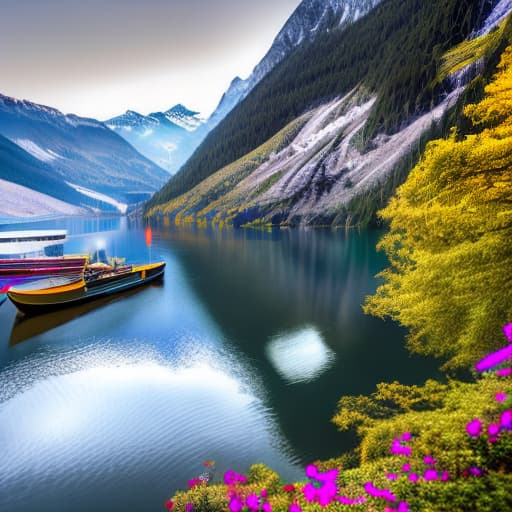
xmin=224 ymin=470 xmax=272 ymax=512
xmin=227 ymin=488 xmax=271 ymax=512
xmin=466 ymin=322 xmax=512 ymax=444
xmin=390 ymin=432 xmax=412 ymax=456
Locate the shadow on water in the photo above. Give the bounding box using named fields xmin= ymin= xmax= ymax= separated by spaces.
xmin=8 ymin=283 xmax=163 ymax=346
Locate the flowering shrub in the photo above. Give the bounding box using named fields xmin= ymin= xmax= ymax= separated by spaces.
xmin=165 ymin=324 xmax=512 ymax=511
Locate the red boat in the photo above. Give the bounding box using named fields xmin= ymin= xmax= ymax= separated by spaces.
xmin=0 ymin=256 xmax=87 ymax=294
xmin=0 ymin=229 xmax=86 ymax=297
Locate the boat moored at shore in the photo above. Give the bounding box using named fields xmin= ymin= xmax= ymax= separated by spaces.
xmin=7 ymin=261 xmax=165 ymax=315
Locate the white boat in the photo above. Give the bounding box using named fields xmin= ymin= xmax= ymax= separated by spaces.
xmin=0 ymin=230 xmax=67 ymax=258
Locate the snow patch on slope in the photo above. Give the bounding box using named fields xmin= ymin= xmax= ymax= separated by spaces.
xmin=476 ymin=0 xmax=512 ymax=36
xmin=215 ymin=85 xmax=465 ymax=225
xmin=66 ymin=183 xmax=128 ymax=214
xmin=0 ymin=179 xmax=85 ymax=217
xmin=14 ymin=139 xmax=62 ymax=162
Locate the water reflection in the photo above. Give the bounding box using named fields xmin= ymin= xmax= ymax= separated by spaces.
xmin=266 ymin=326 xmax=335 ymax=384
xmin=0 ymin=349 xmax=301 ymax=512
xmin=160 ymin=225 xmax=440 ymax=462
xmin=8 ymin=284 xmax=162 ymax=345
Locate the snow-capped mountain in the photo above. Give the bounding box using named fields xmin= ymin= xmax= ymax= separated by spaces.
xmin=107 ymin=110 xmax=159 ymax=131
xmin=148 ymin=0 xmax=509 ymax=227
xmin=163 ymin=104 xmax=204 ymax=132
xmin=207 ymin=0 xmax=383 ymax=129
xmin=106 ymin=104 xmax=204 ymax=174
xmin=0 ymin=93 xmax=168 ymax=211
xmin=107 ymin=104 xmax=203 ymax=133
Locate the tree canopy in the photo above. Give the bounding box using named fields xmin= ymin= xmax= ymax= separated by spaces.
xmin=365 ymin=46 xmax=512 ymax=369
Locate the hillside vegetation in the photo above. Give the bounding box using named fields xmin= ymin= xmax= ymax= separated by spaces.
xmin=146 ymin=0 xmax=492 ymax=212
xmin=365 ymin=44 xmax=512 ymax=370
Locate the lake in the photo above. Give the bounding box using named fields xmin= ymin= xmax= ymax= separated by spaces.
xmin=0 ymin=217 xmax=438 ymax=512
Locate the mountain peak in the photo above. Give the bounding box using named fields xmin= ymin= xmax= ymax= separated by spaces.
xmin=165 ymin=104 xmax=200 ymax=117
xmin=163 ymin=104 xmax=203 ymax=131
xmin=206 ymin=0 xmax=383 ymax=129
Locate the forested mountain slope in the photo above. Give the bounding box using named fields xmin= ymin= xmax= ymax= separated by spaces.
xmin=147 ymin=0 xmax=509 ymax=227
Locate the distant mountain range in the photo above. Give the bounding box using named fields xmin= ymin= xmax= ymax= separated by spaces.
xmin=0 ymin=93 xmax=169 ymax=217
xmin=105 ymin=104 xmax=205 ymax=174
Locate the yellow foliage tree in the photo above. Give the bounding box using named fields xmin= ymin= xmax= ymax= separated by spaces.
xmin=365 ymin=46 xmax=512 ymax=369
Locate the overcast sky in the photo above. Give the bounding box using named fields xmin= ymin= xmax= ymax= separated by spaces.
xmin=0 ymin=0 xmax=301 ymax=120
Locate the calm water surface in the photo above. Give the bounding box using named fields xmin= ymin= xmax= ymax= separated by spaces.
xmin=0 ymin=217 xmax=438 ymax=512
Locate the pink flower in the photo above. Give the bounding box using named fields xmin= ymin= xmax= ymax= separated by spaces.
xmin=441 ymin=471 xmax=450 ymax=481
xmin=408 ymin=473 xmax=419 ymax=482
xmin=262 ymin=503 xmax=272 ymax=512
xmin=228 ymin=496 xmax=243 ymax=512
xmin=386 ymin=473 xmax=399 ymax=480
xmin=246 ymin=494 xmax=260 ymax=511
xmin=466 ymin=418 xmax=482 ymax=437
xmin=187 ymin=478 xmax=202 ymax=488
xmin=289 ymin=504 xmax=302 ymax=512
xmin=423 ymin=469 xmax=438 ymax=481
xmin=496 ymin=368 xmax=512 ymax=377
xmin=305 ymin=464 xmax=318 ymax=479
xmin=224 ymin=470 xmax=246 ymax=486
xmin=397 ymin=502 xmax=410 ymax=512
xmin=500 ymin=410 xmax=512 ymax=429
xmin=475 ymin=345 xmax=512 ymax=372
xmin=401 ymin=463 xmax=411 ymax=472
xmin=338 ymin=496 xmax=367 ymax=505
xmin=391 ymin=439 xmax=412 ymax=456
xmin=303 ymin=482 xmax=317 ymax=502
xmin=260 ymin=489 xmax=268 ymax=498
xmin=423 ymin=456 xmax=436 ymax=466
xmin=164 ymin=500 xmax=174 ymax=510
xmin=363 ymin=482 xmax=396 ymax=502
xmin=469 ymin=467 xmax=483 ymax=477
xmin=317 ymin=481 xmax=337 ymax=506
xmin=401 ymin=432 xmax=412 ymax=441
xmin=316 ymin=468 xmax=339 ymax=483
xmin=224 ymin=470 xmax=236 ymax=485
xmin=503 ymin=323 xmax=512 ymax=342
xmin=495 ymin=392 xmax=508 ymax=402
xmin=283 ymin=484 xmax=296 ymax=493
xmin=488 ymin=423 xmax=500 ymax=436
xmin=185 ymin=504 xmax=194 ymax=512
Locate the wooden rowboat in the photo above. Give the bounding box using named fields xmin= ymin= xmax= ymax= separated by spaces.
xmin=7 ymin=261 xmax=165 ymax=315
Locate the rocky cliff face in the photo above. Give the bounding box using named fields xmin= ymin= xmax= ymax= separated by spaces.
xmin=148 ymin=85 xmax=464 ymax=227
